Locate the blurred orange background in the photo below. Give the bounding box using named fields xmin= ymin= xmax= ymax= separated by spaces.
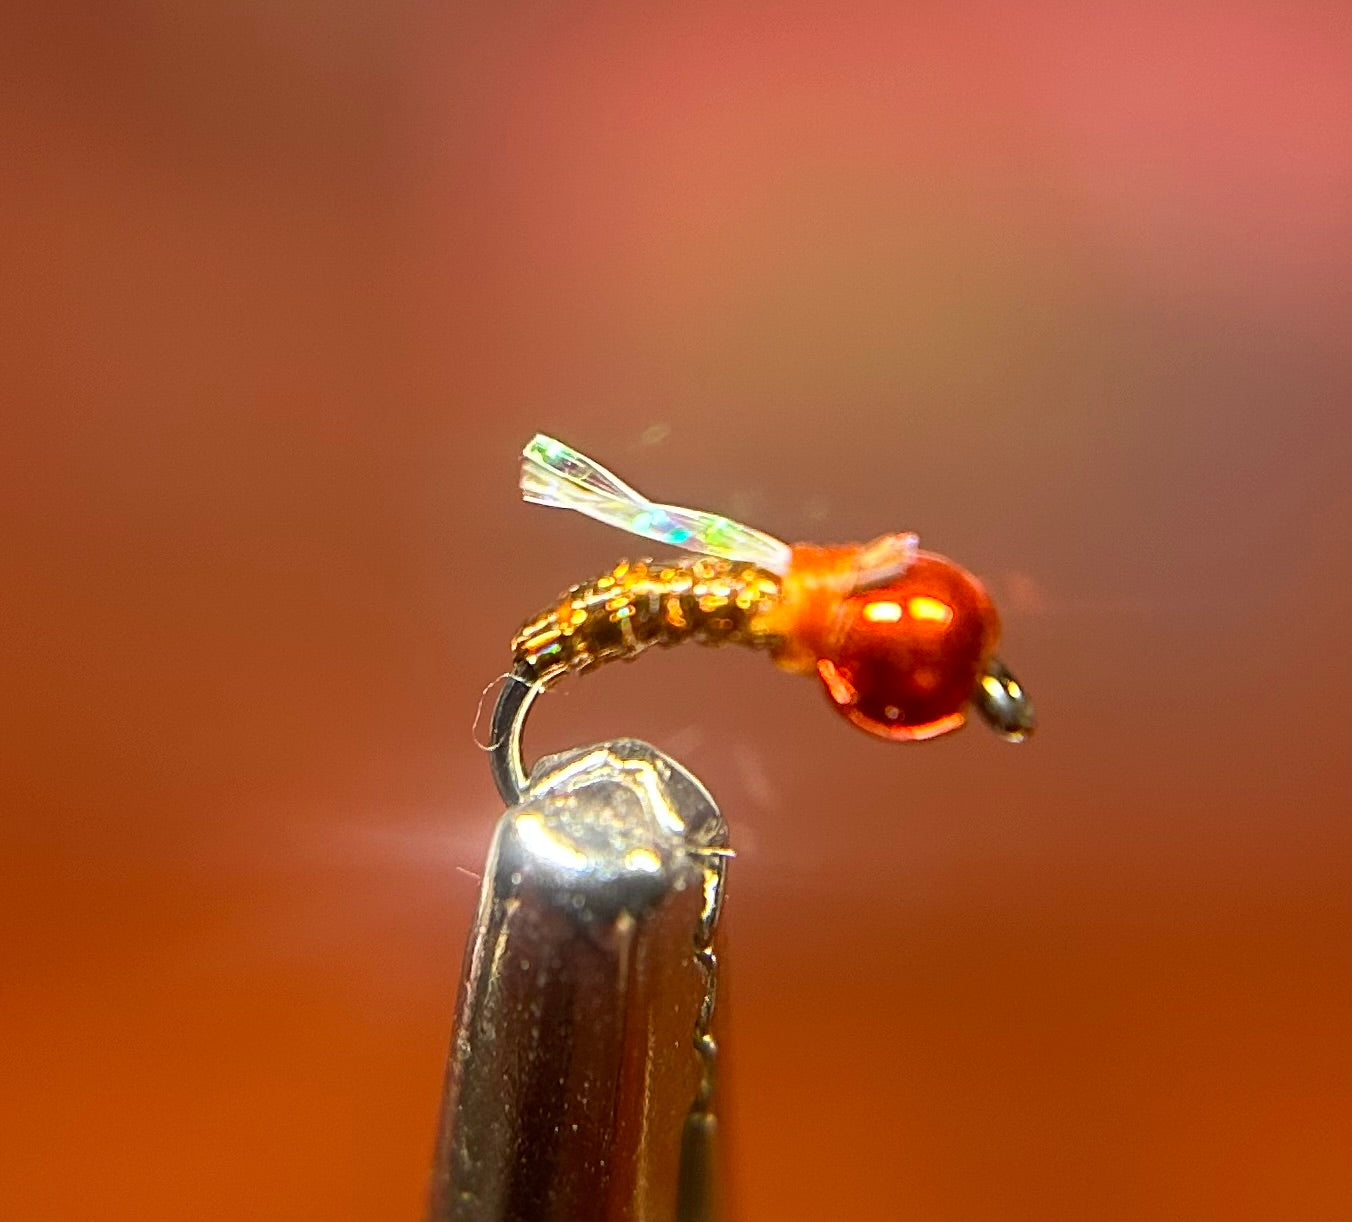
xmin=4 ymin=4 xmax=1350 ymax=1219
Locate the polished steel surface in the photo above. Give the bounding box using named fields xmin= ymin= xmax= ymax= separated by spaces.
xmin=972 ymin=658 xmax=1037 ymax=742
xmin=429 ymin=738 xmax=728 ymax=1222
xmin=487 ymin=664 xmax=540 ymax=805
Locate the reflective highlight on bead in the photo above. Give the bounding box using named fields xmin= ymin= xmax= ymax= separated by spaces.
xmin=816 ymin=552 xmax=999 ymax=741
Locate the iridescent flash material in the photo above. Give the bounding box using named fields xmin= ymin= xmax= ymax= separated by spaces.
xmin=522 ymin=433 xmax=794 ymax=574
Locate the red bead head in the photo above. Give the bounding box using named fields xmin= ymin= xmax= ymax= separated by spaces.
xmin=816 ymin=552 xmax=1000 ymax=740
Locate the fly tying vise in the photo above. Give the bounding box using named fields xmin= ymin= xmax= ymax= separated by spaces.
xmin=489 ymin=434 xmax=1035 ymax=803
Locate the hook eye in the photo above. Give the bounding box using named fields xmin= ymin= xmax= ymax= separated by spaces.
xmin=972 ymin=658 xmax=1036 ymax=742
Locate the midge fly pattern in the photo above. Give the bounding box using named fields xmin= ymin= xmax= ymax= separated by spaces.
xmin=488 ymin=434 xmax=1034 ymax=802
